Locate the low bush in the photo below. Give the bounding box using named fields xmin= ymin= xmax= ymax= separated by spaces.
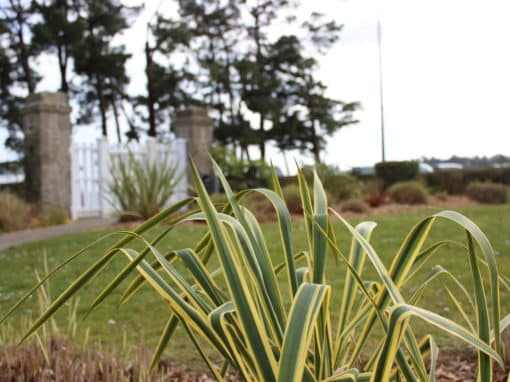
xmin=302 ymin=163 xmax=361 ymax=202
xmin=3 ymin=162 xmax=507 ymax=381
xmin=324 ymin=174 xmax=361 ymax=203
xmin=209 ymin=193 xmax=228 ymax=212
xmin=466 ymin=182 xmax=508 ymax=204
xmin=301 ymin=162 xmax=336 ymax=182
xmin=375 ymin=160 xmax=419 ymax=188
xmin=242 ymin=191 xmax=273 ymax=219
xmin=39 ymin=207 xmax=68 ymax=226
xmin=388 ymin=181 xmax=428 ymax=204
xmin=340 ymin=198 xmax=369 ymax=213
xmin=107 ymin=152 xmax=183 ymax=220
xmin=435 ymin=191 xmax=449 ymax=201
xmin=212 ymin=146 xmax=271 ymax=190
xmin=0 ymin=192 xmax=29 ymax=232
xmin=277 ymin=175 xmax=298 ymax=188
xmin=362 ymin=179 xmax=387 ymax=207
xmin=282 ymin=184 xmax=302 ymax=214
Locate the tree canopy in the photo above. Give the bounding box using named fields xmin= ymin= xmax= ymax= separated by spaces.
xmin=0 ymin=0 xmax=359 ymax=163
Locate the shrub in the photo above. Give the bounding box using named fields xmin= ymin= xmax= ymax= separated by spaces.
xmin=324 ymin=174 xmax=361 ymax=203
xmin=425 ymin=167 xmax=510 ymax=195
xmin=301 ymin=162 xmax=336 ymax=182
xmin=362 ymin=179 xmax=387 ymax=207
xmin=463 ymin=167 xmax=510 ymax=185
xmin=107 ymin=152 xmax=183 ymax=220
xmin=388 ymin=181 xmax=428 ymax=204
xmin=3 ymin=162 xmax=507 ymax=381
xmin=209 ymin=193 xmax=228 ymax=210
xmin=0 ymin=192 xmax=29 ymax=232
xmin=303 ymin=163 xmax=361 ymax=202
xmin=466 ymin=182 xmax=508 ymax=204
xmin=277 ymin=175 xmax=298 ymax=188
xmin=375 ymin=160 xmax=419 ymax=188
xmin=212 ymin=146 xmax=271 ymax=190
xmin=435 ymin=191 xmax=449 ymax=201
xmin=39 ymin=207 xmax=68 ymax=226
xmin=340 ymin=198 xmax=369 ymax=213
xmin=424 ymin=169 xmax=465 ymax=194
xmin=282 ymin=184 xmax=302 ymax=214
xmin=242 ymin=190 xmax=273 ymax=219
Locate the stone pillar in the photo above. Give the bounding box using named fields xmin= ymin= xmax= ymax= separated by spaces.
xmin=22 ymin=92 xmax=72 ymax=216
xmin=173 ymin=106 xmax=214 ymax=176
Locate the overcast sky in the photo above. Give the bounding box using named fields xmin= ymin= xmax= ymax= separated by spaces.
xmin=318 ymin=0 xmax=510 ymax=170
xmin=9 ymin=0 xmax=510 ymax=172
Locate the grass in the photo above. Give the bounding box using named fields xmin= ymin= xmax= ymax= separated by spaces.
xmin=0 ymin=204 xmax=509 ymax=368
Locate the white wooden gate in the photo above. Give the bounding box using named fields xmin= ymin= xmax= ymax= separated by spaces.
xmin=71 ymin=138 xmax=187 ymax=219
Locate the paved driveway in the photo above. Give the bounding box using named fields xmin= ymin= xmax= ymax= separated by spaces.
xmin=0 ymin=218 xmax=117 ymax=251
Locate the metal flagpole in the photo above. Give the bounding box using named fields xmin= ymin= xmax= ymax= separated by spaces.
xmin=377 ymin=17 xmax=386 ymax=162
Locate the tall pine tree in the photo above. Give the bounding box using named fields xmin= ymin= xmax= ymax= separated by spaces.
xmin=0 ymin=0 xmax=41 ymax=154
xmin=31 ymin=0 xmax=84 ymax=94
xmin=139 ymin=14 xmax=193 ymax=138
xmin=179 ymin=0 xmax=257 ymax=158
xmin=71 ymin=0 xmax=138 ymax=138
xmin=238 ymin=0 xmax=291 ymax=160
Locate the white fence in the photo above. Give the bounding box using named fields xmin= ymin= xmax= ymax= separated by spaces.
xmin=71 ymin=138 xmax=187 ymax=219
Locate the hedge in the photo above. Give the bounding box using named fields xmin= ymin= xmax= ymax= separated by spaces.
xmin=425 ymin=167 xmax=510 ymax=194
xmin=374 ymin=161 xmax=419 ymax=188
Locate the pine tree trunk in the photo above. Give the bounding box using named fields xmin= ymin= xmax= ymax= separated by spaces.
xmin=15 ymin=8 xmax=35 ymax=94
xmin=97 ymin=76 xmax=108 ymax=137
xmin=145 ymin=42 xmax=157 ymax=137
xmin=259 ymin=114 xmax=265 ymax=161
xmin=311 ymin=119 xmax=321 ymax=164
xmin=58 ymin=44 xmax=69 ymax=93
xmin=112 ymin=97 xmax=122 ymax=143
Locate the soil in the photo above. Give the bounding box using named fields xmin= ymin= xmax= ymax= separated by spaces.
xmin=433 ymin=353 xmax=509 ymax=381
xmin=155 ymin=353 xmax=510 ymax=381
xmin=338 ymin=195 xmax=479 ymax=219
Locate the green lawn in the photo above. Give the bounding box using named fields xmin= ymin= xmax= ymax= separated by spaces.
xmin=0 ymin=205 xmax=509 ymax=367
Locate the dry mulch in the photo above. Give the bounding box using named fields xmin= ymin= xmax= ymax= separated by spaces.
xmin=159 ymin=355 xmax=510 ymax=381
xmin=434 ymin=353 xmax=509 ymax=381
xmin=1 ymin=339 xmax=508 ymax=381
xmin=338 ymin=195 xmax=479 ymax=219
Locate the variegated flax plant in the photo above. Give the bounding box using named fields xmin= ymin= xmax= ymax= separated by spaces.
xmin=1 ymin=160 xmax=509 ymax=381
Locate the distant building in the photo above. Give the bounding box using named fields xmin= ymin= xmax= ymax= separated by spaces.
xmin=435 ymin=162 xmax=464 ymax=170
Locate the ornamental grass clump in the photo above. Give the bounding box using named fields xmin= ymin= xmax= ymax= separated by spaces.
xmin=1 ymin=160 xmax=508 ymax=381
xmin=107 ymin=151 xmax=183 ymax=220
xmin=0 ymin=191 xmax=30 ymax=232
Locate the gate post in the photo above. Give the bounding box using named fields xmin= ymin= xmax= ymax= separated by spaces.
xmin=22 ymin=92 xmax=72 ymax=216
xmin=173 ymin=106 xmax=214 ymax=177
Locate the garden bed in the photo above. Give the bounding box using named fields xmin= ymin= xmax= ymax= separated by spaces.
xmin=1 ymin=204 xmax=509 ymax=381
xmin=1 ymin=339 xmax=508 ymax=381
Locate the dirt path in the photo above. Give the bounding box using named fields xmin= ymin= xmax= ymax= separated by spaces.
xmin=0 ymin=217 xmax=117 ymax=252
